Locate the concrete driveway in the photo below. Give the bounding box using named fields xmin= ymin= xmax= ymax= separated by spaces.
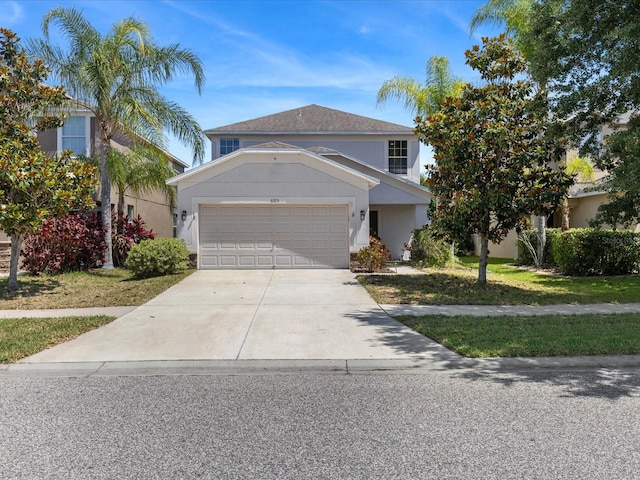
xmin=23 ymin=269 xmax=451 ymax=363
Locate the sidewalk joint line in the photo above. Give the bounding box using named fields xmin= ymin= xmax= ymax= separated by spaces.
xmin=235 ymin=270 xmax=274 ymax=360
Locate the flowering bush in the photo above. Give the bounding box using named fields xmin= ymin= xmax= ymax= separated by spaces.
xmin=22 ymin=213 xmax=107 ymax=274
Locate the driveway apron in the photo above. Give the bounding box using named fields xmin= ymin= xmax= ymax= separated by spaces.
xmin=22 ymin=270 xmax=450 ymax=363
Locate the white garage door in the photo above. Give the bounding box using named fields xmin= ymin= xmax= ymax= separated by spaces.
xmin=199 ymin=205 xmax=349 ymax=269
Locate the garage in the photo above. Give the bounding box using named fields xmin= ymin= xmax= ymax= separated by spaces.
xmin=199 ymin=204 xmax=349 ymax=269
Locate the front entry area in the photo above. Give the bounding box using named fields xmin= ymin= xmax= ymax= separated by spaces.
xmin=198 ymin=204 xmax=349 ymax=269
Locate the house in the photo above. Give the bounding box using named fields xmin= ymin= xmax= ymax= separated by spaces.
xmin=0 ymin=104 xmax=188 ymax=271
xmin=476 ymin=115 xmax=635 ymax=260
xmin=168 ymin=104 xmax=431 ymax=269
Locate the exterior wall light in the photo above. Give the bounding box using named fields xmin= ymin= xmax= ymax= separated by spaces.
xmin=360 ymin=210 xmax=366 ymax=221
xmin=181 ymin=210 xmax=187 ymax=221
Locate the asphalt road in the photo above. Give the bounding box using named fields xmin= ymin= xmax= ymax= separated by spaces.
xmin=2 ymin=369 xmax=640 ymax=479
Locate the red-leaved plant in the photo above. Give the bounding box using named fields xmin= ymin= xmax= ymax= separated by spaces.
xmin=111 ymin=214 xmax=155 ymax=267
xmin=22 ymin=213 xmax=107 ymax=274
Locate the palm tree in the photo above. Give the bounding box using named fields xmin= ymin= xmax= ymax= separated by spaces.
xmin=28 ymin=7 xmax=206 ymax=268
xmin=106 ymin=147 xmax=177 ymax=221
xmin=377 ymin=55 xmax=465 ymax=117
xmin=562 ymin=155 xmax=596 ymax=230
xmin=469 ymin=0 xmax=534 ymax=54
xmin=378 ymin=56 xmax=465 ymax=261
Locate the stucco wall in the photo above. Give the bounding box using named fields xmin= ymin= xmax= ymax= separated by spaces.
xmin=210 ymin=134 xmax=421 ymax=184
xmin=174 ymin=152 xmax=371 ymax=254
xmin=115 ymin=189 xmax=175 ymax=238
xmin=473 ymin=230 xmax=520 ymax=260
xmin=370 ymin=204 xmax=427 ymax=259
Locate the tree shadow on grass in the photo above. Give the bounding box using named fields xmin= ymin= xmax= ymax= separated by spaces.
xmin=453 ymin=368 xmax=640 ymax=400
xmin=358 ymin=273 xmax=597 ymax=305
xmin=0 ymin=275 xmax=61 ymax=300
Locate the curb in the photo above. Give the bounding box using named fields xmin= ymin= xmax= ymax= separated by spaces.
xmin=3 ymin=355 xmax=640 ymax=378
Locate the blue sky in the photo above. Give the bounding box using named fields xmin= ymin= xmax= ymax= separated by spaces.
xmin=2 ymin=0 xmax=502 ymax=166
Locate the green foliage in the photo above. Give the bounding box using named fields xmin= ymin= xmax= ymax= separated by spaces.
xmin=356 ymin=237 xmax=392 ymax=272
xmin=112 ymin=214 xmax=155 ymax=267
xmin=106 ymin=147 xmax=178 ymax=219
xmin=125 ymin=238 xmax=190 ymax=278
xmin=524 ymin=1 xmax=640 ymax=227
xmin=589 ymin=117 xmax=640 ymax=228
xmin=0 ymin=28 xmax=97 ymax=292
xmin=407 ymin=228 xmax=450 ymax=267
xmin=550 ymin=229 xmax=640 ymax=276
xmin=29 ymin=7 xmax=206 ymax=267
xmin=415 ymin=35 xmax=573 ymax=284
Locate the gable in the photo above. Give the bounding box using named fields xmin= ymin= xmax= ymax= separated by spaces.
xmin=168 ymin=146 xmax=378 ymax=192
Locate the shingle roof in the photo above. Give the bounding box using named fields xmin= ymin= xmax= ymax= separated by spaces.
xmin=205 ymin=104 xmax=414 ymax=135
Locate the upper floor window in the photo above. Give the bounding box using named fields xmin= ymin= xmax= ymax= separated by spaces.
xmin=220 ymin=138 xmax=240 ymax=155
xmin=61 ymin=116 xmax=88 ymax=157
xmin=388 ymin=140 xmax=407 ymax=174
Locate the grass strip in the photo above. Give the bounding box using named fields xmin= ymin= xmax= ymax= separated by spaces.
xmin=358 ymin=257 xmax=640 ymax=305
xmin=0 ymin=315 xmax=115 ymax=363
xmin=396 ymin=313 xmax=640 ymax=357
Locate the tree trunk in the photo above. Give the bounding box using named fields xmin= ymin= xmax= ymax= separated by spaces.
xmin=98 ymin=136 xmax=114 ymax=269
xmin=450 ymin=241 xmax=455 ymax=262
xmin=478 ymin=234 xmax=489 ymax=286
xmin=561 ymin=197 xmax=570 ymax=231
xmin=536 ymin=215 xmax=546 ymax=266
xmin=6 ymin=234 xmax=23 ymax=293
xmin=117 ymin=191 xmax=125 ymax=235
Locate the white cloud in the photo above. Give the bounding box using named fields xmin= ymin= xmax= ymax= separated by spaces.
xmin=1 ymin=1 xmax=24 ymax=25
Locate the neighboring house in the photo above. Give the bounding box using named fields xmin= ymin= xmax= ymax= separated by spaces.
xmin=0 ymin=104 xmax=188 ymax=271
xmin=476 ymin=112 xmax=636 ymax=260
xmin=36 ymin=103 xmax=188 ymax=238
xmin=168 ymin=104 xmax=431 ymax=269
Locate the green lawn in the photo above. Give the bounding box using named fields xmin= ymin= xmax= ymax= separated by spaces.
xmin=358 ymin=257 xmax=640 ymax=305
xmin=0 ymin=315 xmax=115 ymax=362
xmin=0 ymin=268 xmax=194 ymax=309
xmin=397 ymin=313 xmax=640 ymax=357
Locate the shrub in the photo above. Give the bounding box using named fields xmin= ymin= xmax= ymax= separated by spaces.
xmin=22 ymin=213 xmax=107 ymax=274
xmin=124 ymin=238 xmax=190 ymax=277
xmin=406 ymin=228 xmax=450 ymax=267
xmin=550 ymin=228 xmax=640 ymax=276
xmin=112 ymin=214 xmax=155 ymax=267
xmin=356 ymin=236 xmax=392 ymax=272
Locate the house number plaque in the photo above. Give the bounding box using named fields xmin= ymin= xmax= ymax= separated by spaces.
xmin=270 ymin=198 xmax=280 ymax=203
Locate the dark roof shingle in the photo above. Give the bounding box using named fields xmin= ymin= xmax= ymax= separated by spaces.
xmin=206 ymin=104 xmax=414 ymax=134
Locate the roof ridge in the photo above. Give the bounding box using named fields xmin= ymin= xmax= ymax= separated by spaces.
xmin=205 ymin=104 xmax=414 ymax=134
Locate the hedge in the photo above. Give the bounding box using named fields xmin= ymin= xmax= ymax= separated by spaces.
xmin=549 ymin=229 xmax=640 ymax=276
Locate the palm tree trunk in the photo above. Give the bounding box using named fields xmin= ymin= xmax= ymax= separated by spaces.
xmin=561 ymin=197 xmax=570 ymax=231
xmin=6 ymin=234 xmax=23 ymax=293
xmin=98 ymin=136 xmax=114 ymax=269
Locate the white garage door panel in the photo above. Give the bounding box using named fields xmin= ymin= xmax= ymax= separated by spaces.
xmin=199 ymin=205 xmax=348 ymax=269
